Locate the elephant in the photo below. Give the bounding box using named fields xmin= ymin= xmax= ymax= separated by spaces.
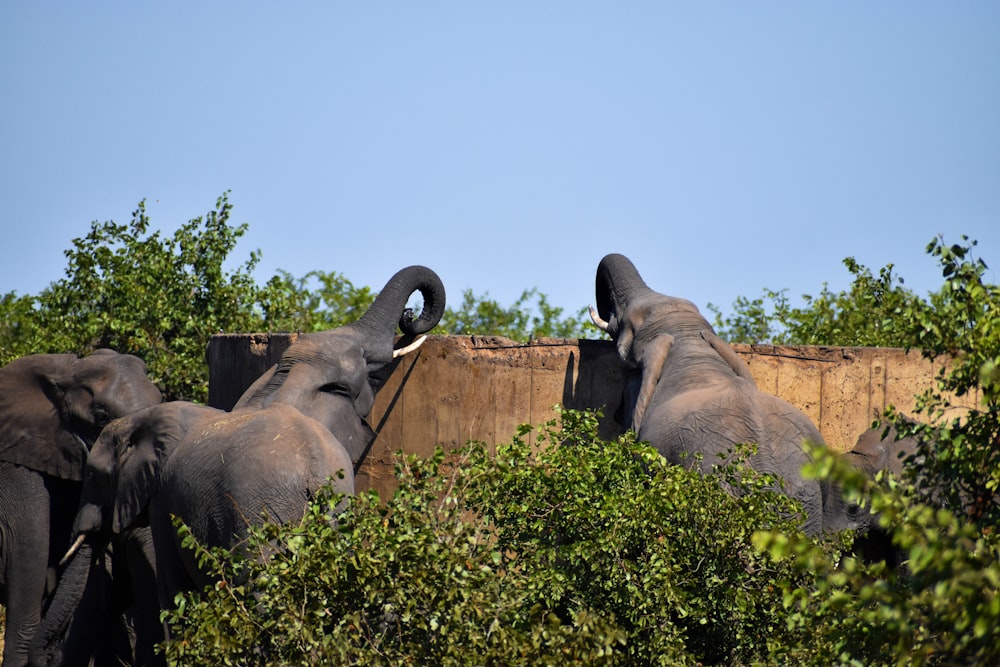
xmin=34 ymin=265 xmax=446 ymax=665
xmin=589 ymin=253 xmax=855 ymax=536
xmin=0 ymin=350 xmax=162 ymax=667
xmin=846 ymin=420 xmax=921 ymax=567
xmin=847 ymin=421 xmax=919 ymax=482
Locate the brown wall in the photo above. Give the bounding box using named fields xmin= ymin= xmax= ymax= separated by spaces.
xmin=207 ymin=334 xmax=976 ymax=497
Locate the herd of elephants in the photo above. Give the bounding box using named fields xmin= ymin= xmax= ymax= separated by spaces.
xmin=0 ymin=254 xmax=917 ymax=666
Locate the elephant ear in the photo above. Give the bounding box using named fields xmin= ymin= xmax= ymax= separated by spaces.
xmin=113 ymin=404 xmax=191 ymax=532
xmin=0 ymin=354 xmax=89 ymax=480
xmin=631 ymin=333 xmax=673 ymax=432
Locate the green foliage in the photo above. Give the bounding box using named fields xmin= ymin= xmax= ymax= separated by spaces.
xmin=755 ymin=444 xmax=1000 ymax=666
xmin=438 ymin=287 xmax=592 ymax=340
xmin=257 ymin=269 xmax=376 ymax=333
xmin=892 ymin=236 xmax=1000 ymax=532
xmin=709 ymin=257 xmax=927 ymax=347
xmin=162 ymin=409 xmax=817 ymax=665
xmin=0 ymin=193 xmax=268 ymax=401
xmin=753 ymin=235 xmax=1000 ymax=666
xmin=0 ymin=194 xmax=591 ymax=400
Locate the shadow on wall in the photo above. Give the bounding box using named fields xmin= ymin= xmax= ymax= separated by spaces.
xmin=561 ymin=345 xmax=629 ymax=442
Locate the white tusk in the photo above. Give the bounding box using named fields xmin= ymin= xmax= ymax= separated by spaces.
xmin=392 ymin=335 xmax=427 ymax=358
xmin=60 ymin=534 xmax=86 ymax=566
xmin=589 ymin=306 xmax=609 ymax=332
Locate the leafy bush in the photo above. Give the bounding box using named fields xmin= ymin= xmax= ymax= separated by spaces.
xmin=162 ymin=409 xmax=820 ymax=666
xmin=755 ymin=443 xmax=1000 ymax=666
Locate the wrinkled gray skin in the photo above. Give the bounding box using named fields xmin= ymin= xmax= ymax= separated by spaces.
xmin=846 ymin=421 xmax=920 ymax=567
xmin=847 ymin=421 xmax=918 ymax=482
xmin=592 ymin=253 xmax=855 ymax=536
xmin=35 ymin=266 xmax=446 ymax=666
xmin=0 ymin=350 xmax=161 ymax=667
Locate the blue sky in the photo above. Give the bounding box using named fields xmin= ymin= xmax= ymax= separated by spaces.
xmin=2 ymin=3 xmax=998 ymax=327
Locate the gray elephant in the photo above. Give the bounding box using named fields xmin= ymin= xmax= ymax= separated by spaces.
xmin=590 ymin=253 xmax=853 ymax=536
xmin=846 ymin=420 xmax=920 ymax=567
xmin=34 ymin=265 xmax=446 ymax=665
xmin=847 ymin=421 xmax=919 ymax=482
xmin=0 ymin=350 xmax=162 ymax=667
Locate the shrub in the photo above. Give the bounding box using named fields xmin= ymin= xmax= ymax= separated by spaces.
xmin=162 ymin=409 xmax=820 ymax=665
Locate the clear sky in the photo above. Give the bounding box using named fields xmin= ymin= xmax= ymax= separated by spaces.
xmin=2 ymin=3 xmax=998 ymax=326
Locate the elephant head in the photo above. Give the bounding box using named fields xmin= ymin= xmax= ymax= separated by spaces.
xmin=0 ymin=350 xmax=160 ymax=667
xmin=235 ymin=265 xmax=446 ymax=464
xmin=72 ymin=402 xmax=210 ymax=540
xmin=848 ymin=421 xmax=919 ymax=482
xmin=845 ymin=420 xmax=922 ymax=567
xmin=0 ymin=350 xmax=163 ymax=481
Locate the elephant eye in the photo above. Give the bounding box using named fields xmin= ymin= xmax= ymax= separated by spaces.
xmin=93 ymin=407 xmax=111 ymax=429
xmin=319 ymin=382 xmax=351 ymax=397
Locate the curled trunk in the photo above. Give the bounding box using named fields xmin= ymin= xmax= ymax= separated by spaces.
xmin=349 ymin=265 xmax=446 ymax=372
xmin=595 ymin=253 xmax=654 ymax=336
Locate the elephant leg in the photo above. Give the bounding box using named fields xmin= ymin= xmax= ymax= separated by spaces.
xmin=1 ymin=463 xmax=51 ymax=667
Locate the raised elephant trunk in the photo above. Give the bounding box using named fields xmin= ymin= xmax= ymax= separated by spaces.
xmin=594 ymin=253 xmax=655 ymax=337
xmin=348 ymin=265 xmax=446 ymax=376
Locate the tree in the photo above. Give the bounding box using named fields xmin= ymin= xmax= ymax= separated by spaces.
xmin=437 ymin=287 xmax=592 ymax=340
xmin=257 ymin=269 xmax=376 ymax=333
xmin=15 ymin=193 xmax=267 ymax=402
xmin=0 ymin=194 xmax=596 ymax=402
xmin=755 ymin=235 xmax=1000 ymax=666
xmin=709 ymin=257 xmax=927 ymax=347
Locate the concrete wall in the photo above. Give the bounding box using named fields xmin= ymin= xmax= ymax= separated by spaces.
xmin=207 ymin=334 xmax=976 ymax=497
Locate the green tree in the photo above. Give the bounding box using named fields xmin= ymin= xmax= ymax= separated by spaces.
xmin=0 ymin=193 xmax=269 ymax=402
xmin=257 ymin=269 xmax=376 ymax=333
xmin=438 ymin=287 xmax=592 ymax=340
xmin=894 ymin=236 xmax=1000 ymax=529
xmin=709 ymin=257 xmax=927 ymax=347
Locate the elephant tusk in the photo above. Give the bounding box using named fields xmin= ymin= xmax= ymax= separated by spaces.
xmin=392 ymin=335 xmax=427 ymax=358
xmin=60 ymin=534 xmax=86 ymax=566
xmin=589 ymin=306 xmax=609 ymax=332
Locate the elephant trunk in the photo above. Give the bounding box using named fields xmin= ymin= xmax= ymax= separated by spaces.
xmin=595 ymin=254 xmax=654 ymax=335
xmin=350 ymin=265 xmax=446 ymax=372
xmin=29 ymin=542 xmax=97 ymax=667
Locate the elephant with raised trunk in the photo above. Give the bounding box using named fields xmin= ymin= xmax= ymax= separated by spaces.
xmin=35 ymin=265 xmax=446 ymax=666
xmin=0 ymin=350 xmax=162 ymax=667
xmin=590 ymin=253 xmax=853 ymax=536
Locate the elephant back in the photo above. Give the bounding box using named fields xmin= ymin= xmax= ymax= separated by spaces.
xmin=157 ymin=405 xmax=354 ymax=552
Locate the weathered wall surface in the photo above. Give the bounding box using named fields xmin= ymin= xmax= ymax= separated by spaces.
xmin=207 ymin=334 xmax=977 ymax=497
